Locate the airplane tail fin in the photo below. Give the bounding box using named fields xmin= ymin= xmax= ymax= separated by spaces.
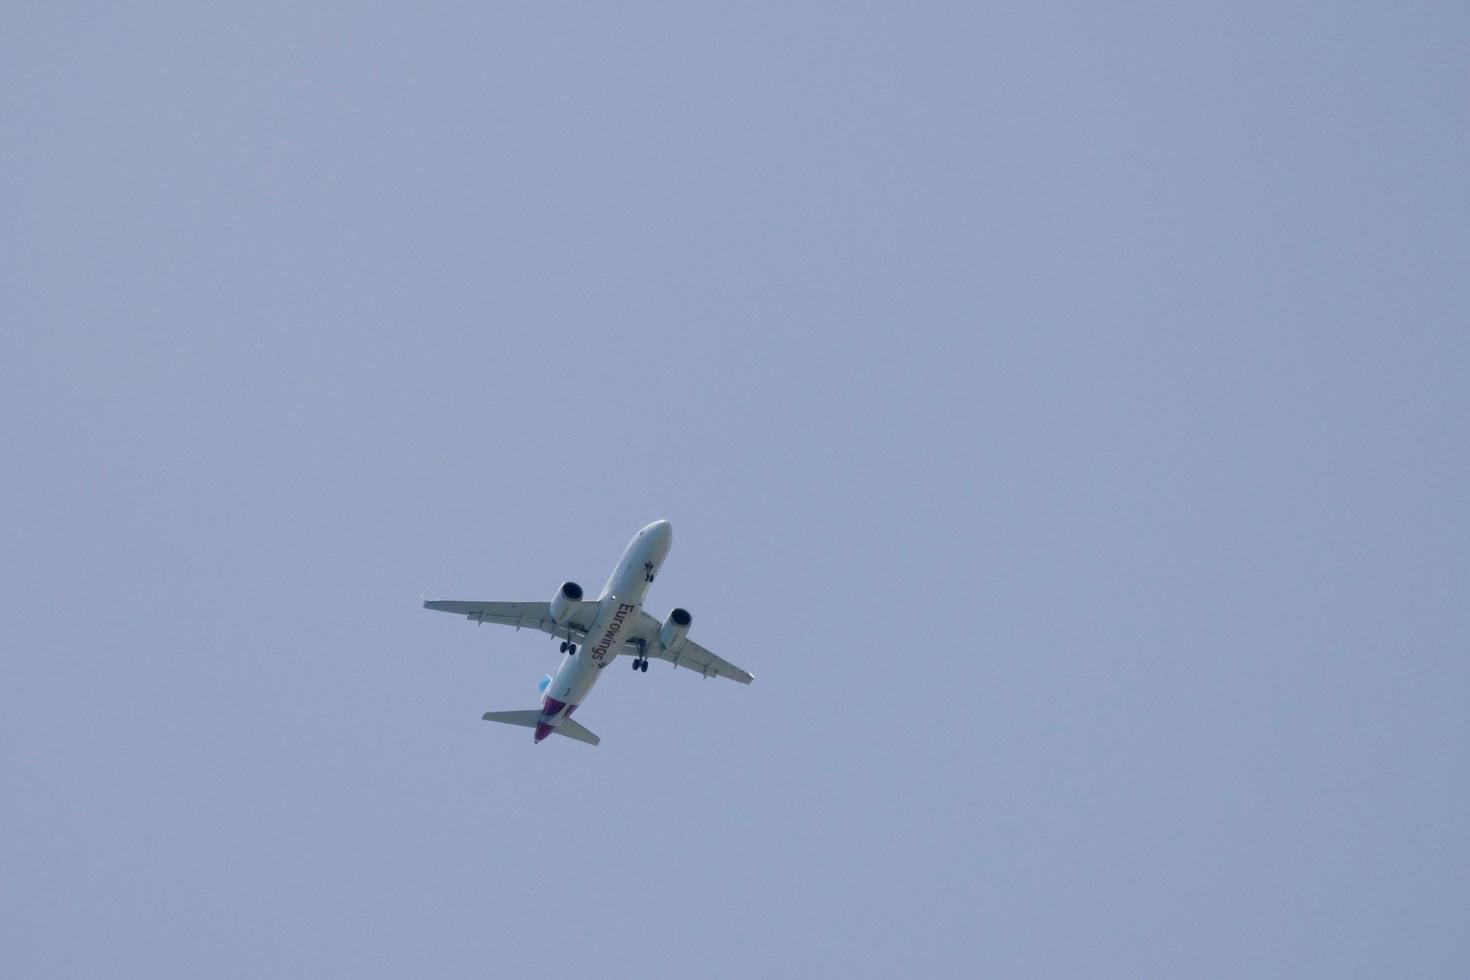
xmin=481 ymin=711 xmax=601 ymax=746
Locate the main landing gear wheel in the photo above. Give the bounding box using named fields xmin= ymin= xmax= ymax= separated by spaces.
xmin=568 ymin=644 xmax=577 ymax=655
xmin=559 ymin=641 xmax=568 ymax=653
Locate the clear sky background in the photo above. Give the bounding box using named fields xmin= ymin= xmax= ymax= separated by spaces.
xmin=3 ymin=4 xmax=1467 ymax=978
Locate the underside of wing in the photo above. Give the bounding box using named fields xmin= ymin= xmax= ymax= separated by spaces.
xmin=626 ymin=611 xmax=754 ymax=684
xmin=422 ymin=599 xmax=600 ymax=638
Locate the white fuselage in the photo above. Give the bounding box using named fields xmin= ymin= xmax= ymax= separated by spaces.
xmin=535 ymin=520 xmax=672 ymax=740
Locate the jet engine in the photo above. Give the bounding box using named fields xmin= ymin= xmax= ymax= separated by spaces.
xmin=659 ymin=607 xmax=692 ymax=651
xmin=549 ymin=581 xmax=584 ymax=625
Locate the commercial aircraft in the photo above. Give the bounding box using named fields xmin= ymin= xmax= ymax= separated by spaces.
xmin=423 ymin=520 xmax=753 ymax=745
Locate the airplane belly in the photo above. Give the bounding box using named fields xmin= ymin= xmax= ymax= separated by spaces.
xmin=549 ymin=655 xmax=594 ymax=702
xmin=547 ymin=629 xmax=619 ymax=704
xmin=583 ymin=598 xmax=640 ymax=668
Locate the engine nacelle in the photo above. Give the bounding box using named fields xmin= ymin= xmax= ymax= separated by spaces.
xmin=549 ymin=581 xmax=584 ymax=625
xmin=659 ymin=607 xmax=692 ymax=651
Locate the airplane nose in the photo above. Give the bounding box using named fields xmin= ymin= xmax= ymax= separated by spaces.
xmin=641 ymin=519 xmax=673 ymax=551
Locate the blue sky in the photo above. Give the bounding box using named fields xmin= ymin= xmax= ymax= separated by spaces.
xmin=4 ymin=5 xmax=1467 ymax=977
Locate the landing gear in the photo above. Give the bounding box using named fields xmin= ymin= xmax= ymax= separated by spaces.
xmin=641 ymin=659 xmax=649 ymax=672
xmin=568 ymin=644 xmax=577 ymax=656
xmin=631 ymin=656 xmax=649 ymax=672
xmin=560 ymin=641 xmax=568 ymax=653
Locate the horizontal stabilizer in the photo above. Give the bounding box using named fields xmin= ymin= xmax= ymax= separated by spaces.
xmin=481 ymin=710 xmax=601 ymax=746
xmin=554 ymin=717 xmax=600 ymax=746
xmin=481 ymin=710 xmax=540 ymax=729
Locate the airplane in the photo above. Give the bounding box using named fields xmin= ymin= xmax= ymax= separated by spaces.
xmin=423 ymin=519 xmax=753 ymax=745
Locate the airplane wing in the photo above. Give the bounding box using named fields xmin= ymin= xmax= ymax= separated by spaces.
xmin=424 ymin=601 xmax=755 ymax=683
xmin=422 ymin=600 xmax=600 ymax=638
xmin=626 ymin=611 xmax=755 ymax=684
